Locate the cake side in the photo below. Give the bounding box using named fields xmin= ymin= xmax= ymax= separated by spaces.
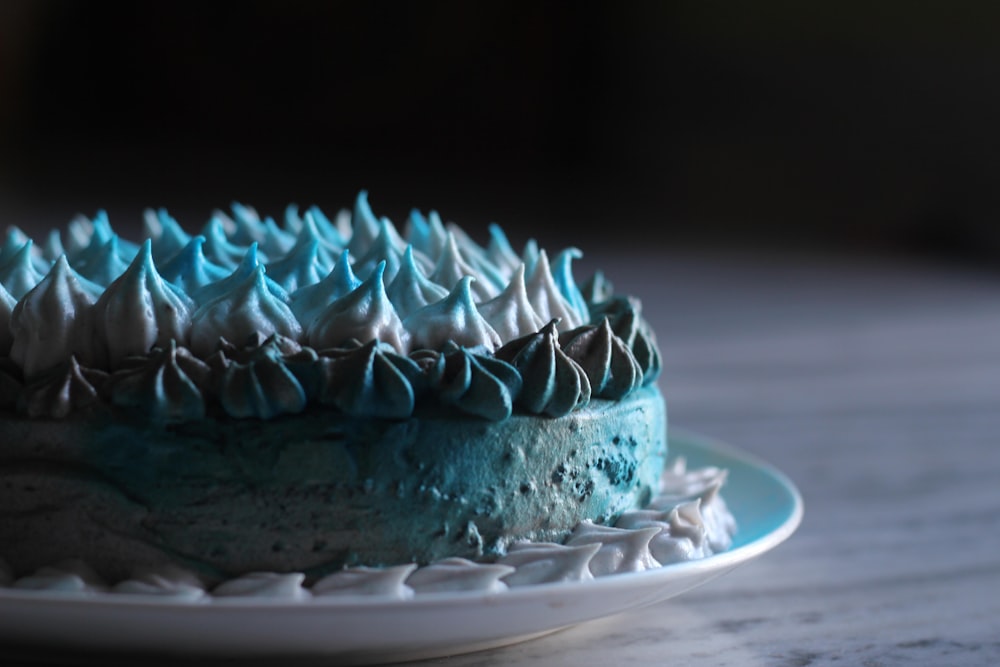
xmin=0 ymin=387 xmax=665 ymax=581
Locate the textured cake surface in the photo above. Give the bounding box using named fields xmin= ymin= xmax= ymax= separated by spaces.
xmin=0 ymin=194 xmax=670 ymax=581
xmin=0 ymin=387 xmax=665 ymax=581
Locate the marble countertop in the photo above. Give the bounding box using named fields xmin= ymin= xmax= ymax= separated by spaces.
xmin=416 ymin=249 xmax=1000 ymax=667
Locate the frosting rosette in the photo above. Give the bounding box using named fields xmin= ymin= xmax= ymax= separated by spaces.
xmin=0 ymin=192 xmax=663 ymax=424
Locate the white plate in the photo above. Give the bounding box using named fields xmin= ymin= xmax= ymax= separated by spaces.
xmin=0 ymin=431 xmax=802 ymax=665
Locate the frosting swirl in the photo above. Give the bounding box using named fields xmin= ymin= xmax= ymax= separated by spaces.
xmin=210 ymin=337 xmax=311 ymax=420
xmin=0 ymin=193 xmax=663 ymax=423
xmin=18 ymin=356 xmax=108 ymax=419
xmin=429 ymin=343 xmax=523 ymax=421
xmin=494 ymin=320 xmax=591 ymax=417
xmin=559 ymin=318 xmax=642 ymax=400
xmin=315 ymin=340 xmax=422 ymax=419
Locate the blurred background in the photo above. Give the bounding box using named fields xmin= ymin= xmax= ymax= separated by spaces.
xmin=2 ymin=1 xmax=1000 ymax=260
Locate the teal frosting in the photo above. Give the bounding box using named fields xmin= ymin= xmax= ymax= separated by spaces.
xmin=87 ymin=210 xmax=115 ymax=246
xmin=296 ymin=204 xmax=346 ymax=249
xmin=559 ymin=318 xmax=643 ymax=400
xmin=347 ymin=190 xmax=381 ymax=257
xmin=228 ymin=202 xmax=267 ymax=246
xmin=495 ymin=320 xmax=591 ymax=418
xmin=75 ymin=236 xmax=131 ymax=287
xmin=262 ymin=214 xmax=295 ymax=259
xmin=17 ymin=356 xmax=108 ymax=419
xmin=158 ymin=236 xmax=231 ymax=294
xmin=0 ymin=241 xmax=45 ymax=299
xmin=353 ymin=219 xmax=406 ymax=284
xmin=405 ymin=209 xmax=432 ymax=257
xmin=315 ymin=340 xmax=422 ymax=419
xmin=551 ymin=248 xmax=590 ymax=326
xmin=291 ymin=212 xmax=340 ymax=273
xmin=201 ymin=214 xmax=254 ymax=269
xmin=0 ymin=227 xmax=30 ymax=265
xmin=0 ymin=193 xmax=664 ymax=424
xmin=407 ymin=209 xmax=448 ymax=261
xmin=430 ymin=343 xmax=523 ymax=421
xmin=386 ymin=246 xmax=448 ymax=319
xmin=593 ymin=296 xmax=662 ymax=385
xmin=42 ymin=230 xmax=65 ymax=264
xmin=109 ymin=341 xmax=210 ymax=423
xmin=289 ymin=249 xmax=361 ymax=324
xmin=211 ymin=337 xmax=310 ymax=420
xmin=192 ymin=244 xmax=289 ymax=306
xmin=486 ymin=223 xmax=521 ymax=277
xmin=266 ymin=237 xmax=324 ymax=292
xmin=145 ymin=208 xmax=191 ymax=263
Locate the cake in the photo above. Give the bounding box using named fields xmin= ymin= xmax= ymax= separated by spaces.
xmin=0 ymin=193 xmax=731 ymax=594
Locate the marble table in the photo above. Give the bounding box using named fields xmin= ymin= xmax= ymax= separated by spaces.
xmin=5 ymin=247 xmax=999 ymax=666
xmin=414 ymin=248 xmax=1000 ymax=667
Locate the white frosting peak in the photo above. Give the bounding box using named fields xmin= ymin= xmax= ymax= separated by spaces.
xmin=9 ymin=256 xmax=96 ymax=378
xmin=430 ymin=232 xmax=498 ymax=302
xmin=404 ymin=276 xmax=501 ymax=352
xmin=190 ymin=264 xmax=303 ymax=358
xmin=306 ymin=261 xmax=409 ymax=353
xmin=477 ymin=264 xmax=546 ymax=344
xmin=91 ymin=240 xmax=196 ymax=369
xmin=525 ymin=250 xmax=583 ymax=330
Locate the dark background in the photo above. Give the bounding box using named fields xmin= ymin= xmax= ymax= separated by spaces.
xmin=1 ymin=1 xmax=999 ymax=259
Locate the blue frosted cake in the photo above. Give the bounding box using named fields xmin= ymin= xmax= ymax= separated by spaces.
xmin=0 ymin=193 xmax=673 ymax=585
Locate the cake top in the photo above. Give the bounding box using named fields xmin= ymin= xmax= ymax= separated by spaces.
xmin=0 ymin=192 xmax=660 ymax=422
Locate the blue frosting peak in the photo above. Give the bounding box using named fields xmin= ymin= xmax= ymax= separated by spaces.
xmin=0 ymin=240 xmax=45 ymax=299
xmin=289 ymin=249 xmax=362 ymax=325
xmin=495 ymin=320 xmax=591 ymax=418
xmin=159 ymin=236 xmax=231 ymax=294
xmin=110 ymin=341 xmax=209 ymax=423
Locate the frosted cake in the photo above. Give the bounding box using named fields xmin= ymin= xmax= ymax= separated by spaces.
xmin=0 ymin=193 xmax=734 ymax=596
